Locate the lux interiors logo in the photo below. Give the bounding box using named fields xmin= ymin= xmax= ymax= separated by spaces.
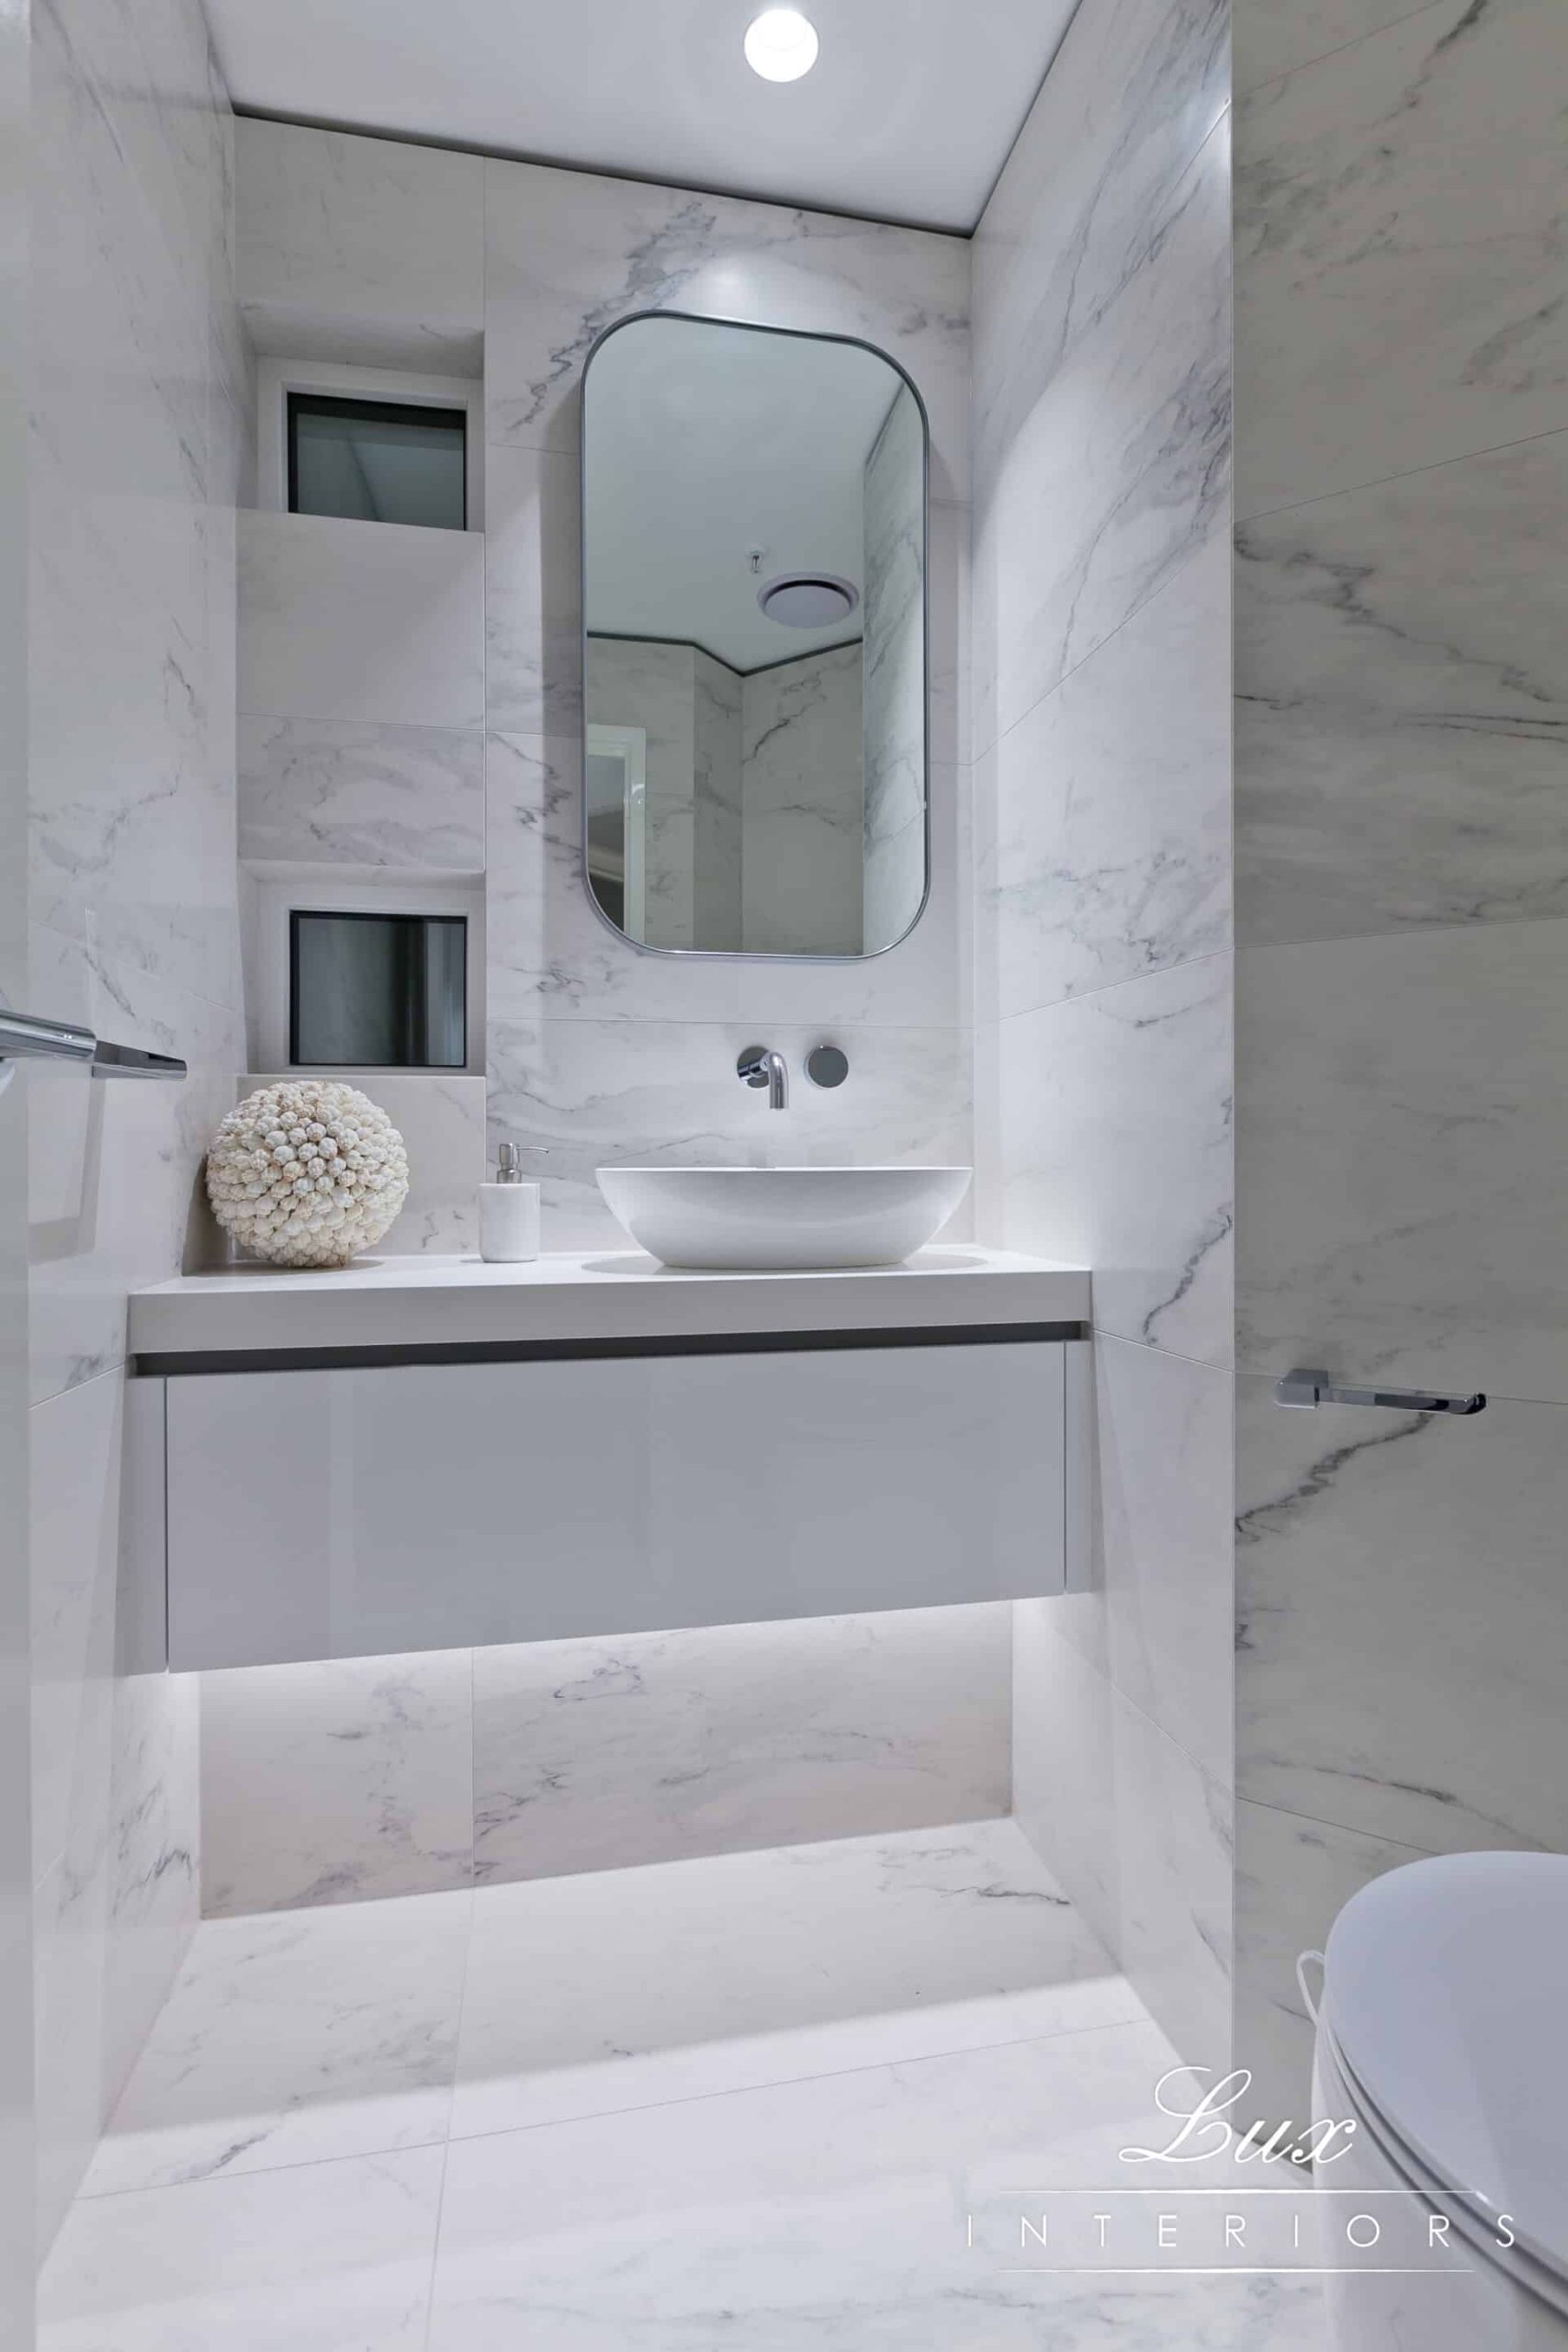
xmin=964 ymin=2068 xmax=1516 ymax=2278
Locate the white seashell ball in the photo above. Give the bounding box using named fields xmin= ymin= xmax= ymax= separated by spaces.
xmin=206 ymin=1080 xmax=410 ymax=1269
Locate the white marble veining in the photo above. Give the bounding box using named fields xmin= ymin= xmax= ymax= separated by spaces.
xmin=1013 ymin=1608 xmax=1233 ymax=2071
xmin=1235 ymin=429 xmax=1568 ymax=944
xmin=1235 ymin=1373 xmax=1568 ymax=1855
xmin=471 ymin=1607 xmax=1010 ymax=1887
xmin=239 ymin=509 xmax=485 ymax=731
xmin=237 ymin=716 xmax=485 ymax=871
xmin=1233 ymin=0 xmax=1430 ymax=93
xmin=1235 ymin=0 xmax=1568 ymax=518
xmin=692 ymin=649 xmax=742 ymax=946
xmin=973 ymin=113 xmax=1231 ymax=755
xmin=235 ymin=117 xmax=483 ymax=369
xmin=200 ymin=1652 xmax=475 ymax=1916
xmin=483 ymin=442 xmax=582 ymax=738
xmin=39 ymin=1826 xmax=1328 ymax=2348
xmin=997 ymin=956 xmax=1234 ymax=1367
xmin=28 ymin=0 xmax=240 ymax=2254
xmin=1234 ymin=1798 xmax=1431 ymax=2125
xmin=1066 ymin=1336 xmax=1235 ymax=1786
xmin=243 ymin=1072 xmax=485 ymax=1260
xmin=982 ymin=531 xmax=1231 ymax=1019
xmin=482 ymin=155 xmax=971 ymax=499
xmin=453 ymin=1821 xmax=1136 ymax=2139
xmin=85 ymin=1893 xmax=471 ymax=2193
xmin=40 ymin=2143 xmax=446 ymax=2352
xmin=488 ymin=1015 xmax=973 ymax=1251
xmin=863 ymin=384 xmax=927 ymax=954
xmin=1236 ymin=920 xmax=1568 ymax=1400
xmin=741 ymin=645 xmax=864 ymax=955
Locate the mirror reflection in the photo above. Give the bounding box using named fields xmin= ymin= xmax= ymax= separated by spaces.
xmin=581 ymin=312 xmax=928 ymax=959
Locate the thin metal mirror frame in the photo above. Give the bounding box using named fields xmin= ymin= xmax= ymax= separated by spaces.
xmin=578 ymin=308 xmax=932 ymax=966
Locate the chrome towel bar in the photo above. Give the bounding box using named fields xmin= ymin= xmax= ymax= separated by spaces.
xmin=1274 ymin=1367 xmax=1485 ymax=1416
xmin=0 ymin=1007 xmax=186 ymax=1080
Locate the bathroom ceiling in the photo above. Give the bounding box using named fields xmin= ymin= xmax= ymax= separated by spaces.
xmin=205 ymin=0 xmax=1081 ymax=233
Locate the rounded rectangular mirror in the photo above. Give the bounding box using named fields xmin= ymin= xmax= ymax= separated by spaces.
xmin=581 ymin=311 xmax=929 ymax=960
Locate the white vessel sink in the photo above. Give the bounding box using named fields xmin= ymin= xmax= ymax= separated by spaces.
xmin=595 ymin=1165 xmax=973 ymax=1271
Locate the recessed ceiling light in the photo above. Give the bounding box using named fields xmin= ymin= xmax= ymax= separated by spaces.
xmin=743 ymin=8 xmax=819 ymax=82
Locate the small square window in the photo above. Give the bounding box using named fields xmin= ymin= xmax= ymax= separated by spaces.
xmin=289 ymin=910 xmax=468 ymax=1069
xmin=288 ymin=392 xmax=468 ymax=530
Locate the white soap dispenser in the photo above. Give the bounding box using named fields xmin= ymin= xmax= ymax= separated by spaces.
xmin=479 ymin=1140 xmax=540 ymax=1263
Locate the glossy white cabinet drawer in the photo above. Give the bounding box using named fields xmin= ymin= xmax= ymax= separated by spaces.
xmin=161 ymin=1341 xmax=1073 ymax=1668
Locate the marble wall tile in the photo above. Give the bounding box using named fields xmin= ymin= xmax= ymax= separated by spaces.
xmin=973 ymin=0 xmax=1230 ymax=492
xmin=741 ymin=646 xmax=864 ymax=956
xmin=28 ymin=935 xmax=243 ymax=1405
xmin=987 ymin=530 xmax=1231 ymax=1020
xmin=1234 ymin=1799 xmax=1432 ymax=2123
xmin=487 ymin=736 xmax=965 ymax=1034
xmin=1013 ymin=1609 xmax=1233 ymax=2068
xmin=487 ymin=1014 xmax=972 ymax=1250
xmin=1079 ymin=1336 xmax=1235 ymax=1785
xmin=1235 ymin=1373 xmax=1568 ymax=1854
xmin=235 ymin=118 xmax=483 ymax=368
xmin=28 ymin=0 xmax=240 ymax=2252
xmin=200 ymin=1652 xmax=475 ymax=1917
xmin=1235 ymin=920 xmax=1568 ymax=1399
xmin=974 ymin=118 xmax=1231 ymax=755
xmin=1235 ymin=0 xmax=1568 ymax=518
xmin=239 ymin=510 xmax=485 ymax=732
xmin=482 ymin=444 xmax=582 ymax=739
xmin=584 ymin=637 xmax=698 ymax=948
xmin=1236 ymin=429 xmax=1568 ymax=944
xmin=1233 ymin=0 xmax=1435 ymax=94
xmin=483 ymin=156 xmax=971 ymax=498
xmin=101 ymin=1660 xmax=199 ymax=2126
xmin=692 ymin=650 xmax=742 ymax=949
xmin=238 ymin=717 xmax=485 ymax=872
xmin=239 ymin=1075 xmax=483 ymax=1260
xmin=471 ymin=1607 xmax=1010 ymax=1885
xmin=863 ymin=386 xmax=926 ymax=956
xmin=29 ymin=1371 xmax=120 ymax=1888
xmin=996 ymin=956 xmax=1235 ymax=1366
xmin=485 ymin=733 xmax=744 ymax=1026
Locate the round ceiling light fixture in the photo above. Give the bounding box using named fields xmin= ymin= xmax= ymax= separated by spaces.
xmin=743 ymin=8 xmax=819 ymax=82
xmin=758 ymin=572 xmax=859 ymax=628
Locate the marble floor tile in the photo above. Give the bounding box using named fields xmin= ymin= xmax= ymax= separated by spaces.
xmin=85 ymin=1892 xmax=473 ymax=2194
xmin=1235 ymin=0 xmax=1568 ymax=516
xmin=429 ymin=2023 xmax=1328 ymax=2350
xmin=39 ymin=2145 xmax=446 ymax=2352
xmin=471 ymin=1607 xmax=1010 ymax=1887
xmin=452 ymin=1820 xmax=1137 ymax=2139
xmin=1235 ymin=430 xmax=1568 ymax=944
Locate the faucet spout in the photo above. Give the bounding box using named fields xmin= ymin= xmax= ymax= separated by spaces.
xmin=737 ymin=1046 xmax=789 ymax=1110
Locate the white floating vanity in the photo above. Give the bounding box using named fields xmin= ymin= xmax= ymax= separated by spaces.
xmin=127 ymin=1248 xmax=1090 ymax=1672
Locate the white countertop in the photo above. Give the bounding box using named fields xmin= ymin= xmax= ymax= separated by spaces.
xmin=130 ymin=1246 xmax=1089 ymax=1359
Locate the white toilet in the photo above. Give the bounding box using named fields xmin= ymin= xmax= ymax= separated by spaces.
xmin=1310 ymin=1849 xmax=1568 ymax=2349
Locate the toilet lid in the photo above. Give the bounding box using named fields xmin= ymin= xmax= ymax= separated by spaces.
xmin=1322 ymin=1849 xmax=1568 ymax=2283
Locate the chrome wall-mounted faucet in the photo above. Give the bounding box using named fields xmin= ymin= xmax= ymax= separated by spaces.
xmin=737 ymin=1046 xmax=788 ymax=1110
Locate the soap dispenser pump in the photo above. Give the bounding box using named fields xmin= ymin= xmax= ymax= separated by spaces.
xmin=479 ymin=1140 xmax=540 ymax=1263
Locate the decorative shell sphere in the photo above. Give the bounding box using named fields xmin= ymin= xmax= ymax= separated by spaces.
xmin=207 ymin=1080 xmax=410 ymax=1269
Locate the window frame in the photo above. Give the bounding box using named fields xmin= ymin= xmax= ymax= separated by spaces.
xmin=256 ymin=357 xmax=485 ymax=531
xmin=288 ymin=907 xmax=470 ymax=1071
xmin=286 ymin=390 xmax=469 ymax=532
